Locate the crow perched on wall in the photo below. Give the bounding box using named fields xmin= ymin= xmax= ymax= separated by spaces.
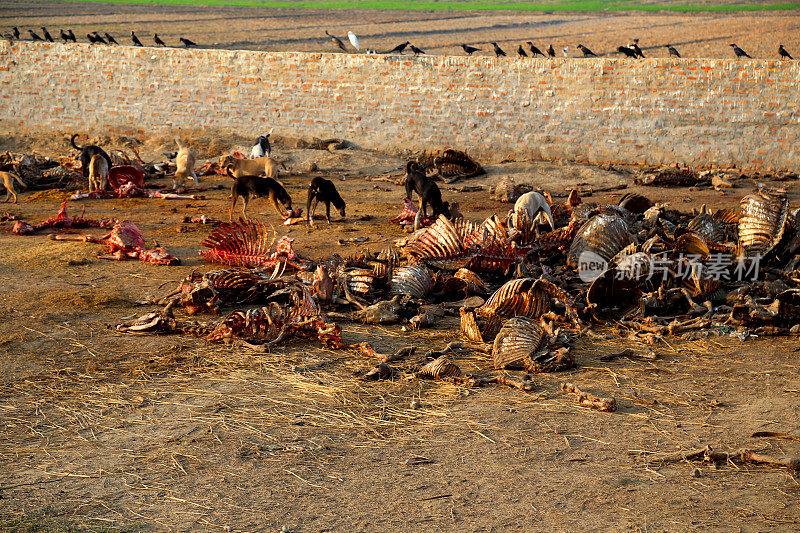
xmin=527 ymin=42 xmax=545 ymax=57
xmin=630 ymin=39 xmax=645 ymax=58
xmin=666 ymin=44 xmax=681 ymax=58
xmin=730 ymin=43 xmax=751 ymax=58
xmin=461 ymin=44 xmax=480 ymax=55
xmin=617 ymin=46 xmax=637 ymax=58
xmin=779 ymin=44 xmax=793 ymax=60
xmin=153 ymin=33 xmax=166 ymax=47
xmin=577 ymin=44 xmax=597 ymax=57
xmin=131 ymin=31 xmax=143 ymax=46
xmin=491 ymin=42 xmax=506 ymax=57
xmin=383 ymin=41 xmax=410 ymax=54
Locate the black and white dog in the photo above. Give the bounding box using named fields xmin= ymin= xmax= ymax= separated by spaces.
xmin=250 ymin=128 xmax=273 ymax=159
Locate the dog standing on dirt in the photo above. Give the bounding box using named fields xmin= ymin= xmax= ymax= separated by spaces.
xmin=220 ymin=154 xmax=285 ymax=179
xmin=0 ymin=170 xmax=26 ymax=203
xmin=306 ymin=176 xmax=346 ymax=226
xmin=87 ymin=154 xmax=109 ymax=193
xmin=226 ymin=166 xmax=292 ymax=221
xmin=404 ymin=161 xmax=450 ymax=219
xmin=173 ymin=136 xmax=198 ymax=189
xmin=250 ymin=129 xmax=273 ymax=159
xmin=71 ymin=133 xmax=112 ymax=177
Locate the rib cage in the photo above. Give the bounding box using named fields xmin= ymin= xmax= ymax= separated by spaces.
xmin=200 ymin=219 xmax=277 ymax=268
xmin=416 ymin=356 xmax=462 ymax=380
xmin=567 ymin=214 xmax=634 ymax=269
xmin=416 ymin=149 xmax=485 ymax=179
xmin=404 ymin=215 xmax=470 ymax=261
xmin=738 ymin=192 xmax=789 ymax=256
xmin=390 ymin=265 xmax=434 ymax=299
xmin=492 ymin=316 xmax=548 ymax=370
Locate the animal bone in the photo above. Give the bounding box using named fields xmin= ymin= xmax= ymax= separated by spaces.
xmin=561 ymin=383 xmax=617 ymax=412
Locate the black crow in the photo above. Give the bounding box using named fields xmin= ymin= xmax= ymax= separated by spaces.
xmin=325 ymin=30 xmax=346 ymax=51
xmin=577 ymin=44 xmax=597 ymax=57
xmin=131 ymin=31 xmax=143 ymax=47
xmin=383 ymin=41 xmax=410 ymax=54
xmin=527 ymin=41 xmax=545 ymax=57
xmin=13 ymin=27 xmax=20 ymax=39
xmin=617 ymin=46 xmax=637 ymax=58
xmin=92 ymin=32 xmax=107 ymax=44
xmin=547 ymin=44 xmax=555 ymax=57
xmin=67 ymin=29 xmax=76 ymax=42
xmin=517 ymin=45 xmax=527 ymax=57
xmin=410 ymin=44 xmax=425 ymax=55
xmin=60 ymin=29 xmax=71 ymax=43
xmin=153 ymin=33 xmax=166 ymax=47
xmin=104 ymin=32 xmax=118 ymax=45
xmin=28 ymin=29 xmax=43 ymax=41
xmin=180 ymin=37 xmax=197 ymax=47
xmin=666 ymin=44 xmax=681 ymax=58
xmin=41 ymin=27 xmax=54 ymax=42
xmin=631 ymin=39 xmax=645 ymax=58
xmin=461 ymin=44 xmax=480 ymax=55
xmin=730 ymin=43 xmax=751 ymax=59
xmin=86 ymin=32 xmax=97 ymax=44
xmin=491 ymin=42 xmax=506 ymax=57
xmin=779 ymin=44 xmax=793 ymax=60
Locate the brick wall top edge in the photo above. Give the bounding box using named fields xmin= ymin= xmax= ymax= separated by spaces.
xmin=3 ymin=40 xmax=799 ymax=71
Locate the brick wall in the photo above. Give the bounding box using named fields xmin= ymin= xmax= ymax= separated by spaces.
xmin=2 ymin=41 xmax=799 ymax=171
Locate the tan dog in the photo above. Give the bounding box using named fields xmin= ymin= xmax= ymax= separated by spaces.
xmin=87 ymin=153 xmax=109 ymax=192
xmin=173 ymin=136 xmax=198 ymax=189
xmin=1 ymin=170 xmax=26 ymax=203
xmin=220 ymin=154 xmax=285 ymax=179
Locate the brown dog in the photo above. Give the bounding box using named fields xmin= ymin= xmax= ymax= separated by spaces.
xmin=87 ymin=154 xmax=109 ymax=192
xmin=173 ymin=136 xmax=198 ymax=189
xmin=220 ymin=154 xmax=285 ymax=179
xmin=226 ymin=166 xmax=292 ymax=221
xmin=1 ymin=171 xmax=26 ymax=203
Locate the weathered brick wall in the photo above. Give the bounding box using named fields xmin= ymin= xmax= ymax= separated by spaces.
xmin=2 ymin=41 xmax=799 ymax=170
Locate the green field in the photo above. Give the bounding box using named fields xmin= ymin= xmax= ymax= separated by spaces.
xmin=25 ymin=0 xmax=800 ymax=12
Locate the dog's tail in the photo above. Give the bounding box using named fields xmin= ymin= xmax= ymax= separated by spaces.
xmin=70 ymin=133 xmax=82 ymax=150
xmin=225 ymin=165 xmax=236 ymax=179
xmin=11 ymin=172 xmax=26 ymax=189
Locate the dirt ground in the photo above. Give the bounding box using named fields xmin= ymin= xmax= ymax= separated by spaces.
xmin=3 ymin=2 xmax=800 ymax=59
xmin=0 ymin=129 xmax=798 ymax=531
xmin=2 ymin=2 xmax=800 ymax=530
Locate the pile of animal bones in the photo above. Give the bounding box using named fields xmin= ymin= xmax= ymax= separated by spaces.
xmin=117 ymin=185 xmax=800 ymax=386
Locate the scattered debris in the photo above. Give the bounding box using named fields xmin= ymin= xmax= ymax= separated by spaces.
xmin=561 ymin=382 xmax=617 ymax=412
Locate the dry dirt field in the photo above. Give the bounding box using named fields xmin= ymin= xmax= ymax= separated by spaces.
xmin=3 ymin=2 xmax=800 ymax=59
xmin=1 ymin=2 xmax=800 ymax=531
xmin=0 ymin=131 xmax=798 ymax=531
